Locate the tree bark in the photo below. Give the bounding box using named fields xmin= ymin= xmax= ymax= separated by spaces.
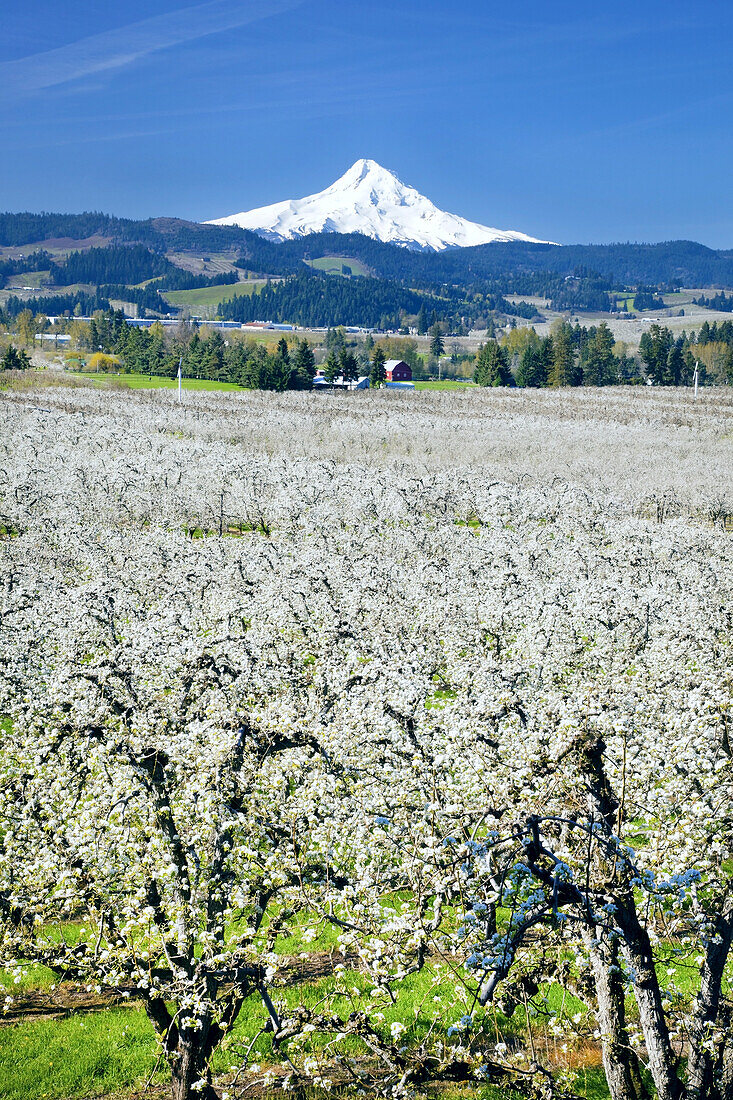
xmin=616 ymin=904 xmax=681 ymax=1100
xmin=685 ymin=904 xmax=733 ymax=1100
xmin=170 ymin=1030 xmax=219 ymax=1100
xmin=583 ymin=928 xmax=648 ymax=1100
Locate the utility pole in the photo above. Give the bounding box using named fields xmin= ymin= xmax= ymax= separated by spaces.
xmin=694 ymin=360 xmax=699 ymax=400
xmin=177 ymin=356 xmax=183 ymax=404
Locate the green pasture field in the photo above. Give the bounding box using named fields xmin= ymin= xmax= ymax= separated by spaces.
xmin=64 ymin=372 xmax=244 ymax=392
xmin=414 ymin=380 xmax=476 ymax=390
xmin=3 ymin=270 xmax=51 ymax=290
xmin=162 ymin=281 xmax=265 ymax=315
xmin=304 ymin=256 xmax=372 ymax=277
xmin=59 ymin=373 xmax=469 ymax=393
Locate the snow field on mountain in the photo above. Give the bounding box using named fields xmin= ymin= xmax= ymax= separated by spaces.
xmin=206 ymin=158 xmax=552 ymax=251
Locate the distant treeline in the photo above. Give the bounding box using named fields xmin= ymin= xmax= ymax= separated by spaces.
xmin=0 ymin=250 xmax=52 ymax=280
xmin=2 ymin=211 xmax=733 ymax=288
xmin=2 ymin=291 xmax=111 ymax=319
xmin=80 ymin=310 xmax=316 ymax=390
xmin=0 ymin=211 xmax=254 ymax=254
xmin=694 ymin=291 xmax=733 ymax=313
xmin=242 ymin=231 xmax=733 ymax=290
xmin=51 ymin=245 xmax=173 ymax=286
xmin=218 ymin=273 xmax=547 ymax=330
xmin=154 ymin=269 xmax=238 ymax=291
xmin=475 ymin=320 xmax=733 ymax=389
xmin=218 ymin=273 xmax=440 ymax=330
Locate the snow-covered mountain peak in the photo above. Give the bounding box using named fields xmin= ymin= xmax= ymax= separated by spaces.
xmin=337 ymin=158 xmax=386 ymax=186
xmin=205 ymin=160 xmax=553 ymax=251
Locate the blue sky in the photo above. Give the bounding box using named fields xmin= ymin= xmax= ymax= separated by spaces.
xmin=1 ymin=0 xmax=732 ymax=246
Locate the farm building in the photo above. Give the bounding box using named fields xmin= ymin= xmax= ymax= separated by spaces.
xmin=313 ymin=372 xmax=370 ymax=389
xmin=384 ymin=359 xmax=412 ymax=382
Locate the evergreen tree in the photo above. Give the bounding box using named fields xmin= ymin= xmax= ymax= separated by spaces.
xmin=429 ymin=323 xmax=445 ymax=360
xmin=271 ymin=340 xmax=292 ymax=392
xmin=582 ymin=322 xmax=616 ymax=386
xmin=0 ymin=344 xmax=31 ymax=370
xmin=416 ymin=304 xmax=428 ymax=335
xmin=325 ymin=327 xmax=346 ymax=353
xmin=289 ymin=339 xmax=315 ymax=390
xmin=639 ymin=324 xmax=673 ymax=384
xmin=339 ymin=347 xmax=359 ymax=385
xmin=202 ymin=331 xmax=226 ymax=380
xmin=370 ymin=346 xmax=387 ymax=388
xmin=324 ymin=351 xmax=339 ymax=383
xmin=516 ymin=345 xmax=548 ymax=387
xmin=548 ymin=322 xmax=580 ymax=386
xmin=473 ymin=341 xmax=512 ymax=387
xmin=666 ymin=339 xmax=685 ymax=386
xmin=240 ymin=344 xmax=271 ymax=389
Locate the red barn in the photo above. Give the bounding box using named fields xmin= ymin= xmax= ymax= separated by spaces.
xmin=384 ymin=359 xmax=412 ymax=382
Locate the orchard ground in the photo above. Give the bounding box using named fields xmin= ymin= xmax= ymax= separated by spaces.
xmin=1 ymin=383 xmax=732 ymax=1100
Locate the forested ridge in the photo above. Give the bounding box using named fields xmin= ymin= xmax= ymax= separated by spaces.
xmin=3 ymin=210 xmax=733 ymax=287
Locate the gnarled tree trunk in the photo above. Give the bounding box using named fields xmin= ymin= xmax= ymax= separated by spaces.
xmin=583 ymin=928 xmax=649 ymax=1100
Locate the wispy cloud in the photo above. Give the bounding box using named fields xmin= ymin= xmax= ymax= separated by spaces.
xmin=0 ymin=0 xmax=303 ymax=95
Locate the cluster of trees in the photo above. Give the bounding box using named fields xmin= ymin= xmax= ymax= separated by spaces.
xmin=51 ymin=244 xmax=173 ymax=286
xmin=84 ymin=310 xmax=317 ymax=389
xmin=474 ymin=320 xmax=733 ymax=388
xmin=475 ymin=321 xmax=640 ymax=388
xmin=0 ymin=343 xmax=31 ymax=370
xmin=218 ymin=272 xmax=446 ymax=331
xmin=2 ymin=290 xmax=111 ymax=320
xmin=0 ymin=249 xmax=52 ymax=281
xmin=698 ymin=319 xmax=733 ymax=345
xmin=694 ymin=291 xmax=733 ymax=313
xmin=83 ymin=311 xmax=403 ymax=390
xmin=632 ymin=286 xmax=666 ymax=311
xmin=213 ymin=334 xmax=316 ymax=390
xmin=639 ymin=325 xmax=696 ymax=385
xmin=641 ymin=322 xmax=733 ymax=385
